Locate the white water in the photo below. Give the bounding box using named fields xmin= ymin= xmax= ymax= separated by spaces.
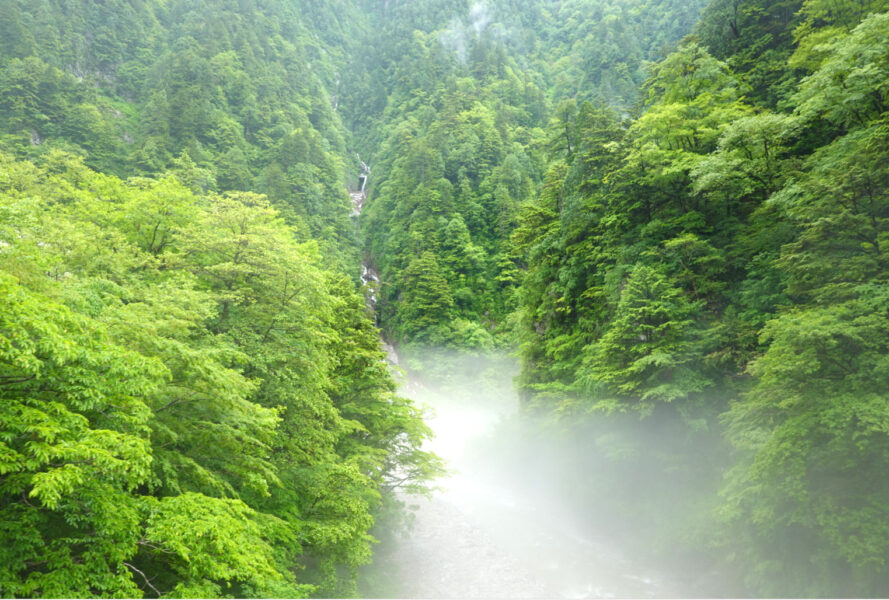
xmin=372 ymin=369 xmax=682 ymax=599
xmin=350 ymin=155 xmax=371 ymax=217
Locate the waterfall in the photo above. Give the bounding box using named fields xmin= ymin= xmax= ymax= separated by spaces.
xmin=350 ymin=156 xmax=387 ymax=342
xmin=350 ymin=156 xmax=372 ymax=217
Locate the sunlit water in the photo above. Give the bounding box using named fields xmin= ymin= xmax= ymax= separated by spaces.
xmin=370 ymin=371 xmax=684 ymax=599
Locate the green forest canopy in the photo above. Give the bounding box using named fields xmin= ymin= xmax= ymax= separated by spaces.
xmin=2 ymin=0 xmax=889 ymax=597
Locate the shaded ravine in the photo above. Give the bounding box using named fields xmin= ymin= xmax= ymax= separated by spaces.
xmin=351 ymin=156 xmax=684 ymax=599
xmin=352 ymin=155 xmax=382 ymax=323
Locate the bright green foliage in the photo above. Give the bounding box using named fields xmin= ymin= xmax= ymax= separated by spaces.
xmin=4 ymin=0 xmax=889 ymax=596
xmin=691 ymin=112 xmax=799 ymax=213
xmin=510 ymin=101 xmax=627 ymax=404
xmin=791 ymin=0 xmax=889 ymax=69
xmin=324 ymin=276 xmax=444 ymax=498
xmin=0 ymin=153 xmax=436 ymax=598
xmin=142 ymin=494 xmax=308 ymax=598
xmin=513 ymin=42 xmax=749 ymax=416
xmin=711 ymin=14 xmax=889 ymax=595
xmin=777 ymin=121 xmax=889 ymax=301
xmin=512 ymin=6 xmax=889 ymax=596
xmin=580 ymin=264 xmax=710 ymax=414
xmin=0 ymin=272 xmax=156 ymax=598
xmin=792 ymin=11 xmax=889 ymax=130
xmin=0 ymin=1 xmax=437 ymax=597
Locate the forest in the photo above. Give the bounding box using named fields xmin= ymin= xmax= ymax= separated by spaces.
xmin=1 ymin=0 xmax=889 ymax=597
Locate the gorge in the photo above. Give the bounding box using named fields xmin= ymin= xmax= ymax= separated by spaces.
xmin=2 ymin=0 xmax=889 ymax=598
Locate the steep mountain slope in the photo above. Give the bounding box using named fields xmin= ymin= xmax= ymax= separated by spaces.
xmin=510 ymin=1 xmax=889 ymax=595
xmin=0 ymin=2 xmax=441 ymax=597
xmin=0 ymin=0 xmax=363 ymax=263
xmin=347 ymin=0 xmax=708 ymax=364
xmin=3 ymin=0 xmax=889 ymax=597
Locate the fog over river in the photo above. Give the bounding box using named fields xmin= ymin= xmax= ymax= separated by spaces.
xmin=365 ymin=354 xmax=699 ymax=599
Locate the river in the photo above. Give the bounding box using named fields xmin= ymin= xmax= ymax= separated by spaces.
xmin=364 ymin=356 xmax=686 ymax=599
xmin=352 ymin=162 xmax=691 ymax=600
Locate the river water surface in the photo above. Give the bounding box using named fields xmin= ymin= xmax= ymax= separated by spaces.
xmin=352 ymin=164 xmax=683 ymax=599
xmin=367 ymin=359 xmax=686 ymax=599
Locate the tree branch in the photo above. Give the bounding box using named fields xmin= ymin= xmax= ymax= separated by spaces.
xmin=123 ymin=561 xmax=162 ymax=598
